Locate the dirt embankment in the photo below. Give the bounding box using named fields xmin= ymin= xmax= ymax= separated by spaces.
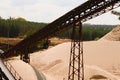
xmin=99 ymin=25 xmax=120 ymax=41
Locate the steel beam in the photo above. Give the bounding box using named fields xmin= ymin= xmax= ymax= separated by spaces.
xmin=68 ymin=22 xmax=84 ymax=80
xmin=1 ymin=0 xmax=120 ymax=60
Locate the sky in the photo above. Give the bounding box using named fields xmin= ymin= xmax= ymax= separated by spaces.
xmin=0 ymin=0 xmax=120 ymax=25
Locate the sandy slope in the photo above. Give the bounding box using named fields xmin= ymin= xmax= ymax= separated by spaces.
xmin=100 ymin=25 xmax=120 ymax=41
xmin=31 ymin=41 xmax=120 ymax=80
xmin=7 ymin=59 xmax=45 ymax=80
xmin=9 ymin=41 xmax=120 ymax=80
xmin=7 ymin=25 xmax=120 ymax=80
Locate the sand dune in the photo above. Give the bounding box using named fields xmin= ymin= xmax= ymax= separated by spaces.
xmin=8 ymin=40 xmax=120 ymax=80
xmin=31 ymin=41 xmax=120 ymax=80
xmin=6 ymin=25 xmax=120 ymax=80
xmin=100 ymin=25 xmax=120 ymax=41
xmin=7 ymin=59 xmax=46 ymax=80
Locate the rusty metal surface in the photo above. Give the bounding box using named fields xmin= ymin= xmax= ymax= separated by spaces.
xmin=1 ymin=0 xmax=120 ymax=58
xmin=68 ymin=22 xmax=84 ymax=80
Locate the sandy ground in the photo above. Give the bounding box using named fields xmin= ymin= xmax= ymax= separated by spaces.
xmin=100 ymin=25 xmax=120 ymax=41
xmin=6 ymin=25 xmax=120 ymax=80
xmin=29 ymin=25 xmax=120 ymax=80
xmin=30 ymin=41 xmax=120 ymax=80
xmin=7 ymin=60 xmax=38 ymax=80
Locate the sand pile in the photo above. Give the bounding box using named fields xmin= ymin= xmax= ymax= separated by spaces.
xmin=100 ymin=25 xmax=120 ymax=41
xmin=7 ymin=25 xmax=120 ymax=80
xmin=85 ymin=65 xmax=120 ymax=80
xmin=31 ymin=41 xmax=120 ymax=80
xmin=7 ymin=59 xmax=46 ymax=80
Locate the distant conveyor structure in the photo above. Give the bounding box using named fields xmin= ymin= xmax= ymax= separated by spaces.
xmin=2 ymin=0 xmax=120 ymax=59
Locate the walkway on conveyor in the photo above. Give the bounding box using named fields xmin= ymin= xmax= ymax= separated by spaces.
xmin=0 ymin=58 xmax=15 ymax=80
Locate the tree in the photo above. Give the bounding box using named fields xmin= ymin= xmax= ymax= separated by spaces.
xmin=0 ymin=16 xmax=2 ymax=20
xmin=15 ymin=17 xmax=27 ymax=22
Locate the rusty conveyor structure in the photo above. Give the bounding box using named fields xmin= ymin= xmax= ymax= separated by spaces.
xmin=0 ymin=0 xmax=120 ymax=80
xmin=1 ymin=0 xmax=120 ymax=59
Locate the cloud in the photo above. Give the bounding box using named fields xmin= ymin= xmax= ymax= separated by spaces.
xmin=18 ymin=3 xmax=73 ymax=22
xmin=85 ymin=7 xmax=120 ymax=25
xmin=1 ymin=0 xmax=86 ymax=22
xmin=0 ymin=0 xmax=10 ymax=11
xmin=0 ymin=0 xmax=12 ymax=18
xmin=11 ymin=0 xmax=39 ymax=6
xmin=0 ymin=0 xmax=119 ymax=25
xmin=0 ymin=0 xmax=86 ymax=22
xmin=50 ymin=0 xmax=87 ymax=7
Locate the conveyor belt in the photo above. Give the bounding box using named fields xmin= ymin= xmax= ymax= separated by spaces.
xmin=2 ymin=0 xmax=120 ymax=58
xmin=0 ymin=59 xmax=15 ymax=80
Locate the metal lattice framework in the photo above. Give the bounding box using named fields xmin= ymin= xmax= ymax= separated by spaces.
xmin=0 ymin=0 xmax=120 ymax=79
xmin=2 ymin=0 xmax=120 ymax=59
xmin=68 ymin=22 xmax=84 ymax=80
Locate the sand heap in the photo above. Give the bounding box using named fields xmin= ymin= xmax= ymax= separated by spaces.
xmin=7 ymin=59 xmax=46 ymax=80
xmin=100 ymin=25 xmax=120 ymax=41
xmin=7 ymin=25 xmax=120 ymax=80
xmin=31 ymin=41 xmax=120 ymax=80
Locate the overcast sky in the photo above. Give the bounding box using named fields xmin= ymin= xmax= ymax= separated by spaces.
xmin=0 ymin=0 xmax=120 ymax=25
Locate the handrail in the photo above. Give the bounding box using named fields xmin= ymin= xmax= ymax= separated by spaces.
xmin=0 ymin=68 xmax=9 ymax=80
xmin=3 ymin=61 xmax=23 ymax=80
xmin=0 ymin=51 xmax=23 ymax=80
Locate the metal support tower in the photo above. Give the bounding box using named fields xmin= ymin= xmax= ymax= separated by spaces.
xmin=68 ymin=21 xmax=84 ymax=80
xmin=20 ymin=48 xmax=30 ymax=63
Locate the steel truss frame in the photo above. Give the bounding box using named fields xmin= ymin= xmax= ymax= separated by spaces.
xmin=3 ymin=0 xmax=120 ymax=59
xmin=68 ymin=22 xmax=84 ymax=80
xmin=1 ymin=0 xmax=120 ymax=80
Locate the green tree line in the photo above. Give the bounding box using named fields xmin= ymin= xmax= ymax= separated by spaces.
xmin=0 ymin=17 xmax=115 ymax=41
xmin=56 ymin=24 xmax=115 ymax=41
xmin=0 ymin=17 xmax=46 ymax=38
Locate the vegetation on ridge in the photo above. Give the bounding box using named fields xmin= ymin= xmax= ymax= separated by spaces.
xmin=0 ymin=16 xmax=115 ymax=41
